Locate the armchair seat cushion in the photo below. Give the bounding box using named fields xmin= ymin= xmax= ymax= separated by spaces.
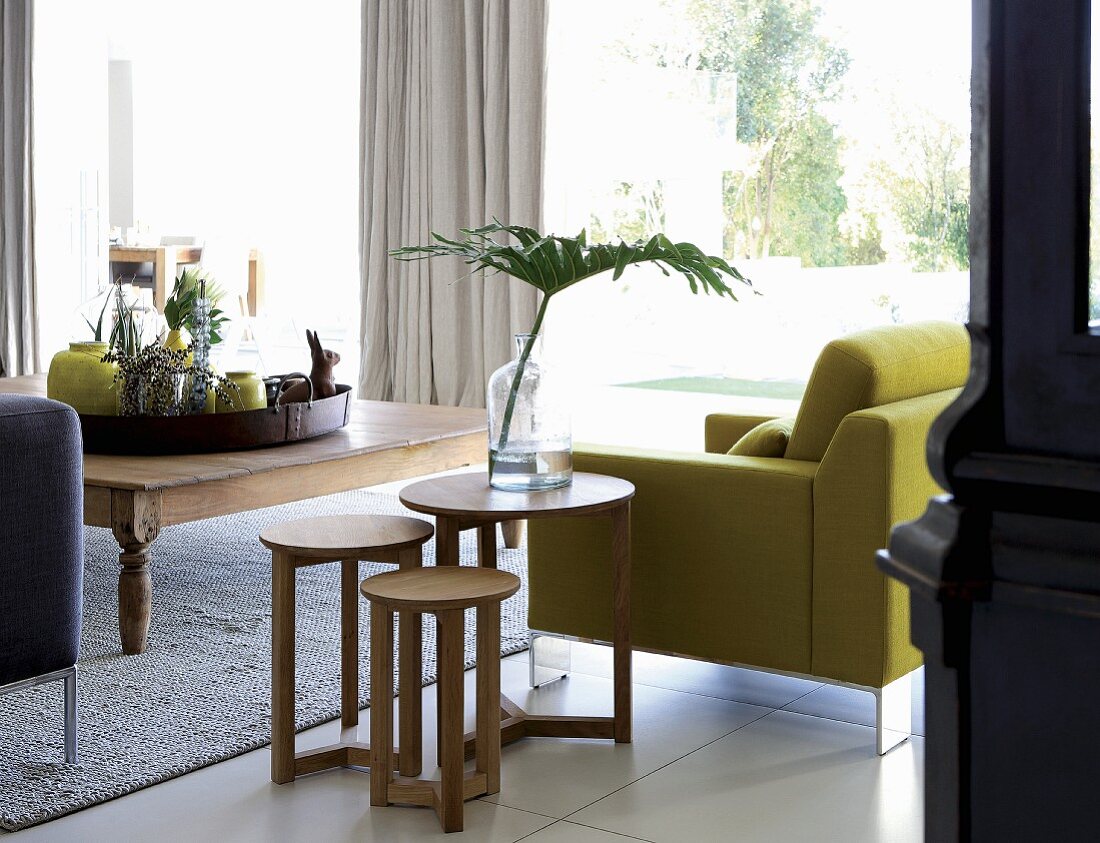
xmin=529 ymin=445 xmax=818 ymax=674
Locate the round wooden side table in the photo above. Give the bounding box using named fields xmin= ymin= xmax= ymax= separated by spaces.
xmin=259 ymin=514 xmax=434 ymax=785
xmin=399 ymin=471 xmax=635 ymax=750
xmin=362 ymin=566 xmax=521 ymax=833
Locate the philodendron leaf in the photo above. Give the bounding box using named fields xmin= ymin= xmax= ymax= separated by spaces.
xmin=164 ymin=300 xmax=179 ymax=329
xmin=393 ymin=221 xmax=753 ymax=469
xmin=612 ymin=244 xmax=636 ymax=280
xmin=391 ymin=221 xmax=751 ymax=303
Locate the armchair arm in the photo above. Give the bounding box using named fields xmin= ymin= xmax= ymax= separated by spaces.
xmin=704 ymin=414 xmax=779 ymax=454
xmin=528 ymin=443 xmax=819 ymax=674
xmin=0 ymin=396 xmax=83 ymax=685
xmin=811 ymin=388 xmax=960 ymax=687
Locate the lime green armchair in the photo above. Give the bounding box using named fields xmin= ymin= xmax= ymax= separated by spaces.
xmin=527 ymin=321 xmax=970 ymax=754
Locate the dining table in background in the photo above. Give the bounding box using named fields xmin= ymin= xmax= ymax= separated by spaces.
xmin=108 ymin=244 xmax=265 ymax=316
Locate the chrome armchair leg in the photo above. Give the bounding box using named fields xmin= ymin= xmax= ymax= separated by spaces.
xmin=875 ymin=670 xmax=913 ymax=755
xmin=528 ymin=630 xmax=570 ymax=688
xmin=64 ymin=666 xmax=78 ymax=764
xmin=0 ymin=666 xmax=80 ymax=764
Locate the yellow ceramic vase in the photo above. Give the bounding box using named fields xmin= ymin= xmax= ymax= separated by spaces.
xmin=216 ymin=370 xmax=267 ymax=413
xmin=47 ymin=342 xmax=119 ymax=415
xmin=163 ymin=328 xmax=191 ymax=354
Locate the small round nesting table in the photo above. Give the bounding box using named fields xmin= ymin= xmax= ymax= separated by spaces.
xmin=362 ymin=566 xmax=521 ymax=833
xmin=259 ymin=514 xmax=434 ymax=785
xmin=399 ymin=471 xmax=635 ymax=750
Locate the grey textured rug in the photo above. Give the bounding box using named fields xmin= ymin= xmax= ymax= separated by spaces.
xmin=0 ymin=490 xmax=529 ymax=832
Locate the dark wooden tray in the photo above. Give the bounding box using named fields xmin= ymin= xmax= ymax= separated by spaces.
xmin=79 ymin=384 xmax=353 ymax=455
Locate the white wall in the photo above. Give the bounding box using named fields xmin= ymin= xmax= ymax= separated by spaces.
xmin=107 ymin=59 xmax=133 ymax=228
xmin=102 ymin=1 xmax=361 ymax=317
xmin=33 ymin=0 xmax=110 ymax=367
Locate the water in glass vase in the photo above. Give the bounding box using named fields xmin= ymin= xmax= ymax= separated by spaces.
xmin=487 ymin=333 xmax=573 ymax=491
xmin=489 ymin=441 xmax=573 ymax=491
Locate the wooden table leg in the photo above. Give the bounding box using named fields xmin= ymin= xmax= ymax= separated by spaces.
xmin=154 ymin=246 xmax=175 ymax=311
xmin=271 ymin=551 xmax=297 ymax=784
xmin=437 ymin=609 xmax=465 ymax=833
xmin=435 ymin=516 xmax=461 ymax=765
xmin=475 ymin=519 xmax=502 ymax=786
xmin=248 ymin=250 xmax=265 ymax=317
xmin=397 ymin=547 xmax=422 ymax=776
xmin=111 ymin=490 xmax=161 ymax=655
xmin=477 ymin=522 xmax=498 ymax=569
xmin=611 ymin=502 xmax=632 ymax=743
xmin=435 ymin=516 xmax=461 ymax=566
xmin=501 ymin=520 xmax=525 ymax=549
xmin=340 ymin=560 xmax=359 ymax=730
xmin=370 ymin=603 xmax=394 ymax=807
xmin=476 ymin=599 xmax=502 ymax=794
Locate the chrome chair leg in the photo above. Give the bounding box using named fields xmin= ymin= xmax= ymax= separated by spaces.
xmin=528 ymin=630 xmax=571 ymax=688
xmin=0 ymin=665 xmax=79 ymax=764
xmin=64 ymin=666 xmax=78 ymax=764
xmin=875 ymin=670 xmax=913 ymax=755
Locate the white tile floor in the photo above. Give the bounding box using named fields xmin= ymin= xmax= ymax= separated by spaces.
xmin=13 ymin=645 xmax=924 ymax=843
xmin=9 ymin=465 xmax=922 ymax=841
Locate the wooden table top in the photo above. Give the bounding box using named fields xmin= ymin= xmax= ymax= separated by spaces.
xmin=109 ymin=245 xmax=261 ymax=262
xmin=360 ymin=566 xmax=521 ymax=611
xmin=1 ymin=374 xmax=486 ymax=492
xmin=400 ymin=471 xmax=635 ymax=520
xmin=259 ymin=514 xmax=434 ymax=558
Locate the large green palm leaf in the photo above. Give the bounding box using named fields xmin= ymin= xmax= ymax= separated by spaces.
xmin=391 ymin=221 xmax=752 ymax=477
xmin=391 ymin=220 xmax=750 ymax=300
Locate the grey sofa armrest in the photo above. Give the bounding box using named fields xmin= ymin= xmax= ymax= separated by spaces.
xmin=0 ymin=395 xmax=83 ymax=685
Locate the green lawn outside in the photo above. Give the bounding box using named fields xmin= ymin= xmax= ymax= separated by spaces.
xmin=615 ymin=376 xmax=806 ymax=400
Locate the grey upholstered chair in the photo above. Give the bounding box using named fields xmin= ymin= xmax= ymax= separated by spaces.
xmin=0 ymin=395 xmax=83 ymax=763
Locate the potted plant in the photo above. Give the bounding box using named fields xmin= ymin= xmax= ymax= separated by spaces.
xmin=163 ymin=266 xmax=230 ymax=352
xmin=392 ymin=221 xmax=750 ymax=489
xmin=100 ymin=277 xmax=237 ymax=417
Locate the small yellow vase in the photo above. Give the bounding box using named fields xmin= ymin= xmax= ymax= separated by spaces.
xmin=163 ymin=328 xmax=190 ymax=353
xmin=47 ymin=342 xmax=119 ymax=415
xmin=216 ymin=370 xmax=267 ymax=413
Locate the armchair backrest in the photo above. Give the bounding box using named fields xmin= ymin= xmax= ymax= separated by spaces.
xmin=784 ymin=321 xmax=970 ymax=462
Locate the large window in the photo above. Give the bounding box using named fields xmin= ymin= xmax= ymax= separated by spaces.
xmin=544 ymin=0 xmax=970 ymax=443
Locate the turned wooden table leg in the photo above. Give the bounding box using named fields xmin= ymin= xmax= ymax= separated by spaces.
xmin=501 ymin=520 xmax=525 ymax=549
xmin=111 ymin=490 xmax=162 ymax=655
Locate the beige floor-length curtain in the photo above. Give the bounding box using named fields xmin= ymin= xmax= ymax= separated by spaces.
xmin=359 ymin=0 xmax=545 ymax=407
xmin=0 ymin=0 xmax=36 ymax=377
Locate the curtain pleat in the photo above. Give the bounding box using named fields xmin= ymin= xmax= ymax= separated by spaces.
xmin=0 ymin=0 xmax=37 ymax=377
xmin=358 ymin=0 xmax=545 ymax=407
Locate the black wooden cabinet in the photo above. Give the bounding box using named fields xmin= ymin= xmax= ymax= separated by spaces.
xmin=878 ymin=0 xmax=1100 ymax=840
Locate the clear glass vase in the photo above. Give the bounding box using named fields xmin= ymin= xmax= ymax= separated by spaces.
xmin=487 ymin=333 xmax=572 ymax=491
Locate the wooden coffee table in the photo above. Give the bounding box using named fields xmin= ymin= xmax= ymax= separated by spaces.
xmin=400 ymin=471 xmax=635 ymax=746
xmin=0 ymin=374 xmax=485 ymax=655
